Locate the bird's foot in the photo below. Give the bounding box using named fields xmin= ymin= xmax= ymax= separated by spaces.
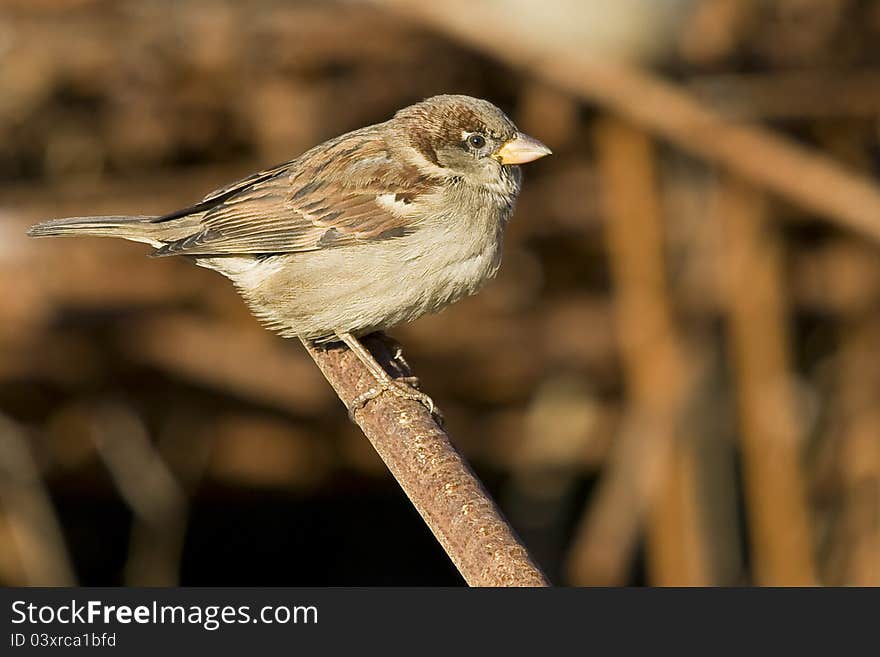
xmin=347 ymin=376 xmax=442 ymax=425
xmin=372 ymin=333 xmax=414 ymax=375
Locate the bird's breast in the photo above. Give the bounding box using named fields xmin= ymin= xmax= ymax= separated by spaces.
xmin=211 ymin=180 xmax=514 ymax=339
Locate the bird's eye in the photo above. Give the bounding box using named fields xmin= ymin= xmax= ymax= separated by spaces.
xmin=467 ymin=134 xmax=486 ymax=149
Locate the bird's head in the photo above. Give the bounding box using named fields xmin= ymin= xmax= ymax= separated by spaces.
xmin=393 ymin=94 xmax=551 ymax=184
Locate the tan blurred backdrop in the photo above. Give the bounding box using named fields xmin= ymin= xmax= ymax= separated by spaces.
xmin=1 ymin=0 xmax=879 ymax=586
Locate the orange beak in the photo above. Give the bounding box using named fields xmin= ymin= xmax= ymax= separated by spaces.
xmin=495 ymin=133 xmax=552 ymax=165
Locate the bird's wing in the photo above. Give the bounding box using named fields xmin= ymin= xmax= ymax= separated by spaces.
xmin=151 ymin=128 xmax=439 ymax=257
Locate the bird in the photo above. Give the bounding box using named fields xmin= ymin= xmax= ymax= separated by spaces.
xmin=28 ymin=94 xmax=551 ymax=417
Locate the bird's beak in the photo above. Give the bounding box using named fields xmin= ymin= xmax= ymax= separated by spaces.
xmin=495 ymin=133 xmax=552 ymax=165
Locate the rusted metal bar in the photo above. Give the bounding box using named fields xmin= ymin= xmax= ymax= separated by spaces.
xmin=303 ymin=335 xmax=549 ymax=587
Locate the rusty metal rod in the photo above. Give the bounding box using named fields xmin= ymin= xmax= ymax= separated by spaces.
xmin=303 ymin=334 xmax=549 ymax=587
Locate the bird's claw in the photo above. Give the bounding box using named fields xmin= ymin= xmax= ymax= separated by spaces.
xmin=347 ymin=377 xmax=443 ymax=425
xmin=374 ymin=333 xmax=413 ymax=374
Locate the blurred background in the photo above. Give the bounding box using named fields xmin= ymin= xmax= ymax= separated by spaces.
xmin=1 ymin=0 xmax=879 ymax=586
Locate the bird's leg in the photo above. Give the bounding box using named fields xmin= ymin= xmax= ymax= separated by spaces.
xmin=371 ymin=332 xmax=419 ymax=387
xmin=336 ymin=332 xmax=439 ymax=421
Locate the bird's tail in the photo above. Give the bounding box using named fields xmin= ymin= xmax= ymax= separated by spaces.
xmin=28 ymin=215 xmax=172 ymax=248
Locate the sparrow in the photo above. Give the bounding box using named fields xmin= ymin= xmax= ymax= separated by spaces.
xmin=28 ymin=94 xmax=551 ymax=417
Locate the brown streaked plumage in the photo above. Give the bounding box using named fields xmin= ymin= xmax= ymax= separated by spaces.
xmin=28 ymin=94 xmax=551 ymax=416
